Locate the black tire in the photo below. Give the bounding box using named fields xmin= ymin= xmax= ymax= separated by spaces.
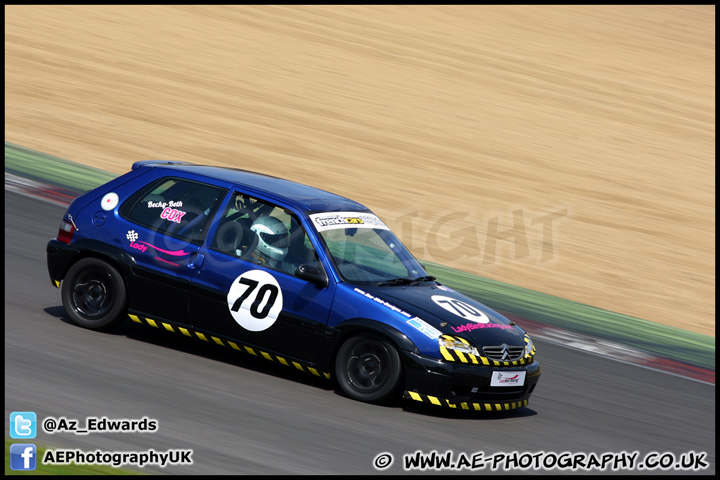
xmin=61 ymin=258 xmax=127 ymax=331
xmin=335 ymin=333 xmax=403 ymax=404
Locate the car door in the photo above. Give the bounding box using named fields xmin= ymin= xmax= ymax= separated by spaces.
xmin=116 ymin=176 xmax=228 ymax=325
xmin=187 ymin=190 xmax=336 ymax=362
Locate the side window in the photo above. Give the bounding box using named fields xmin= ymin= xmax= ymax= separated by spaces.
xmin=119 ymin=177 xmax=228 ymax=245
xmin=210 ymin=192 xmax=319 ymax=277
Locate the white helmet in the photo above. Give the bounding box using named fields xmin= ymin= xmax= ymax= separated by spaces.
xmin=250 ymin=215 xmax=290 ymax=261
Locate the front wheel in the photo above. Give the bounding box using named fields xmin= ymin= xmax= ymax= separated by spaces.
xmin=61 ymin=258 xmax=127 ymax=331
xmin=335 ymin=333 xmax=403 ymax=404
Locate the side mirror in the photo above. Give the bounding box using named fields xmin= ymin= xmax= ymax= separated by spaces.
xmin=295 ymin=263 xmax=329 ymax=288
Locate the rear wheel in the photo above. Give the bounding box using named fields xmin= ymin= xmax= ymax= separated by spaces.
xmin=61 ymin=258 xmax=127 ymax=330
xmin=335 ymin=333 xmax=403 ymax=404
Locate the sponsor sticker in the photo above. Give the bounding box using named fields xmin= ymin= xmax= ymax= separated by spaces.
xmin=490 ymin=371 xmax=526 ymax=387
xmin=451 ymin=322 xmax=515 ymax=333
xmin=147 ymin=200 xmax=183 ymax=209
xmin=159 ymin=207 xmax=187 ymax=223
xmin=309 ymin=212 xmax=389 ymax=232
xmin=432 ymin=295 xmax=489 ymax=323
xmin=101 ymin=192 xmax=119 ymax=211
xmin=407 ymin=317 xmax=442 ymax=339
xmin=125 ymin=230 xmax=190 ymax=257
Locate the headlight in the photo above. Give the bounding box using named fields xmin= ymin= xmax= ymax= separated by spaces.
xmin=525 ymin=336 xmax=536 ymax=357
xmin=438 ymin=335 xmax=480 ymax=359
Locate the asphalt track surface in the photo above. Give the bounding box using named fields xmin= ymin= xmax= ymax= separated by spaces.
xmin=4 ymin=190 xmax=715 ymax=475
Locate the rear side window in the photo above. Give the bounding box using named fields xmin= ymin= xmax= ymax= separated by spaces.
xmin=119 ymin=177 xmax=228 ymax=244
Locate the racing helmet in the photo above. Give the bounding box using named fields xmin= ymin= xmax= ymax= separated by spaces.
xmin=250 ymin=215 xmax=290 ymax=261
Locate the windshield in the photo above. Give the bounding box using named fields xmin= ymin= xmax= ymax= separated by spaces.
xmin=308 ymin=211 xmax=428 ymax=286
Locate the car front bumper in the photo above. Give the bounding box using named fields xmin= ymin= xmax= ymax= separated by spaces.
xmin=400 ymin=350 xmax=541 ymax=411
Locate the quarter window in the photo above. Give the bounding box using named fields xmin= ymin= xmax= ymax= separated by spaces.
xmin=119 ymin=177 xmax=227 ymax=244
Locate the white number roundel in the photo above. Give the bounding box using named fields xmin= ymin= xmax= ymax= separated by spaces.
xmin=227 ymin=270 xmax=283 ymax=331
xmin=431 ymin=295 xmax=489 ymax=323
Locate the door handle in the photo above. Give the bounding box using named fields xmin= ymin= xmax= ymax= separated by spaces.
xmin=188 ymin=253 xmax=205 ymax=270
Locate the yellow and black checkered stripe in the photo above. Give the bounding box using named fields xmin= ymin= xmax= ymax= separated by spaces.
xmin=438 ymin=334 xmax=535 ymax=366
xmin=404 ymin=391 xmax=529 ymax=411
xmin=128 ymin=314 xmax=331 ymax=380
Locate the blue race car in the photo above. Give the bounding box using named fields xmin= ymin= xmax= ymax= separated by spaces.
xmin=47 ymin=161 xmax=540 ymax=411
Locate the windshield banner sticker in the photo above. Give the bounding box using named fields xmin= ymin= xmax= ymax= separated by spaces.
xmin=309 ymin=212 xmax=390 ymax=232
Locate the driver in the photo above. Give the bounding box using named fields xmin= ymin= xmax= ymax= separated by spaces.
xmin=249 ymin=215 xmax=295 ymax=274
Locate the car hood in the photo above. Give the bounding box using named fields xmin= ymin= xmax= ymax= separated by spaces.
xmin=362 ymin=284 xmax=527 ymax=347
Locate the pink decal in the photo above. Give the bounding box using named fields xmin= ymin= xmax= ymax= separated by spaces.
xmin=451 ymin=322 xmax=514 ymax=333
xmin=137 ymin=241 xmax=189 ymax=257
xmin=160 ymin=207 xmax=187 ymax=223
xmin=155 ymin=257 xmax=180 ymax=267
xmin=129 ymin=242 xmax=148 ymax=253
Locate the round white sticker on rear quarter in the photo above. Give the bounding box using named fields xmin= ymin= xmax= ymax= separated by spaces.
xmin=227 ymin=269 xmax=283 ymax=331
xmin=101 ymin=192 xmax=119 ymax=211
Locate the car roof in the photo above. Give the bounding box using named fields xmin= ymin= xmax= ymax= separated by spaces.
xmin=132 ymin=161 xmax=369 ymax=213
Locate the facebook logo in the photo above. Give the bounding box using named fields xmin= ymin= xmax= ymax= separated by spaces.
xmin=10 ymin=411 xmax=37 ymax=439
xmin=10 ymin=444 xmax=37 ymax=471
